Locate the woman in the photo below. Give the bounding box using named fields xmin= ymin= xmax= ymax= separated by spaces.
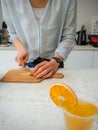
xmin=1 ymin=0 xmax=77 ymax=79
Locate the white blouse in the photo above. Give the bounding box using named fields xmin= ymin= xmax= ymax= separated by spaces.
xmin=1 ymin=0 xmax=77 ymax=62
xmin=33 ymin=7 xmax=44 ymax=21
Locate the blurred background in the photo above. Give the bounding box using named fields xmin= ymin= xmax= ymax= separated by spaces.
xmin=0 ymin=0 xmax=98 ymax=46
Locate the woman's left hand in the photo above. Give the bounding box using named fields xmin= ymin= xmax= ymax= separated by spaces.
xmin=31 ymin=59 xmax=59 ymax=79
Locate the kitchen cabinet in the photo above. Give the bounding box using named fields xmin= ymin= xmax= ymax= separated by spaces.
xmin=0 ymin=50 xmax=18 ymax=69
xmin=0 ymin=46 xmax=98 ymax=69
xmin=64 ymin=50 xmax=94 ymax=69
xmin=93 ymin=51 xmax=98 ymax=68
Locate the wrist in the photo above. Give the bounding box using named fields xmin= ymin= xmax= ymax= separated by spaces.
xmin=51 ymin=59 xmax=60 ymax=68
xmin=51 ymin=57 xmax=62 ymax=67
xmin=54 ymin=53 xmax=63 ymax=61
xmin=13 ymin=38 xmax=27 ymax=51
xmin=53 ymin=57 xmax=61 ymax=64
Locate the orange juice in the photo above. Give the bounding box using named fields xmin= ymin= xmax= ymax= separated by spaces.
xmin=49 ymin=84 xmax=98 ymax=130
xmin=63 ymin=99 xmax=98 ymax=130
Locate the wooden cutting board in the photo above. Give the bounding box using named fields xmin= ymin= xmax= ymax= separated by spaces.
xmin=1 ymin=69 xmax=64 ymax=83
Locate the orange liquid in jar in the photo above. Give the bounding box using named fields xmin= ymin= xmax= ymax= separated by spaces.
xmin=63 ymin=99 xmax=98 ymax=130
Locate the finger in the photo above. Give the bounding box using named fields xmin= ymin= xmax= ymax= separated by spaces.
xmin=34 ymin=69 xmax=47 ymax=78
xmin=31 ymin=64 xmax=42 ymax=74
xmin=19 ymin=60 xmax=25 ymax=66
xmin=17 ymin=57 xmax=25 ymax=66
xmin=31 ymin=67 xmax=42 ymax=76
xmin=32 ymin=61 xmax=49 ymax=75
xmin=15 ymin=56 xmax=21 ymax=65
xmin=35 ymin=65 xmax=55 ymax=78
xmin=42 ymin=71 xmax=54 ymax=79
xmin=33 ymin=65 xmax=52 ymax=77
xmin=23 ymin=54 xmax=28 ymax=63
xmin=15 ymin=56 xmax=18 ymax=62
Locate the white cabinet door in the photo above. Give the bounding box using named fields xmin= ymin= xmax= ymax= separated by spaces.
xmin=93 ymin=51 xmax=98 ymax=68
xmin=0 ymin=50 xmax=18 ymax=69
xmin=0 ymin=49 xmax=97 ymax=69
xmin=64 ymin=50 xmax=94 ymax=69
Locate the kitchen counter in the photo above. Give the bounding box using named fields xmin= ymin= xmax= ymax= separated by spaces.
xmin=74 ymin=44 xmax=98 ymax=50
xmin=0 ymin=44 xmax=16 ymax=50
xmin=0 ymin=68 xmax=98 ymax=130
xmin=0 ymin=44 xmax=98 ymax=50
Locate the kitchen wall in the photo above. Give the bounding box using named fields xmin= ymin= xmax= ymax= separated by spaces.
xmin=77 ymin=0 xmax=98 ymax=35
xmin=0 ymin=0 xmax=3 ymax=28
xmin=0 ymin=0 xmax=98 ymax=33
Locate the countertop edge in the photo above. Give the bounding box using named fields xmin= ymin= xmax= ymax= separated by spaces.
xmin=0 ymin=45 xmax=98 ymax=51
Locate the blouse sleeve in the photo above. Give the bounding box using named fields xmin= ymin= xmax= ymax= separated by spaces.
xmin=1 ymin=0 xmax=18 ymax=43
xmin=55 ymin=0 xmax=77 ymax=60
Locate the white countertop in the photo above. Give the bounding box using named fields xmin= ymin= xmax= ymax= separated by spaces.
xmin=0 ymin=44 xmax=98 ymax=51
xmin=0 ymin=68 xmax=98 ymax=130
xmin=0 ymin=44 xmax=16 ymax=50
xmin=74 ymin=45 xmax=98 ymax=51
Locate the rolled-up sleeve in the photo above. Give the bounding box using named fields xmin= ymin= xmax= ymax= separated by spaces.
xmin=55 ymin=0 xmax=77 ymax=60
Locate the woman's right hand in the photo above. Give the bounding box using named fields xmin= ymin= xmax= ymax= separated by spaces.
xmin=13 ymin=38 xmax=29 ymax=66
xmin=15 ymin=48 xmax=29 ymax=66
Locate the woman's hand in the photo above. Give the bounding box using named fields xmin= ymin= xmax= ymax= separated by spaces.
xmin=15 ymin=48 xmax=29 ymax=66
xmin=31 ymin=59 xmax=60 ymax=79
xmin=13 ymin=38 xmax=29 ymax=66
